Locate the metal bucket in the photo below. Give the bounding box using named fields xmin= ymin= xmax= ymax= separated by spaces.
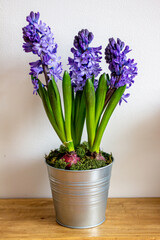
xmin=46 ymin=160 xmax=113 ymax=228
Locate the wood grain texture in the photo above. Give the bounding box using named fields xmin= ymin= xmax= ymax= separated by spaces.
xmin=0 ymin=198 xmax=160 ymax=240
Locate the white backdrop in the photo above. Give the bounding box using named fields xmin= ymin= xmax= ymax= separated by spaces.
xmin=0 ymin=0 xmax=160 ymax=198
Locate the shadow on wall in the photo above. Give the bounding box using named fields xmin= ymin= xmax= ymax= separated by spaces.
xmin=111 ymin=111 xmax=160 ymax=197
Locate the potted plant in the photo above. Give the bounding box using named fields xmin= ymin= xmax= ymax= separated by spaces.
xmin=22 ymin=11 xmax=138 ymax=228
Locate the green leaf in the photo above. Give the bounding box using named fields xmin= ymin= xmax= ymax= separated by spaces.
xmin=95 ymin=73 xmax=108 ymax=128
xmin=62 ymin=71 xmax=74 ymax=151
xmin=91 ymin=85 xmax=126 ymax=152
xmin=71 ymin=88 xmax=76 ymax=145
xmin=48 ymin=76 xmax=66 ymax=140
xmin=38 ymin=81 xmax=66 ymax=143
xmin=75 ymin=91 xmax=86 ymax=147
xmin=91 ymin=74 xmax=95 ymax=84
xmin=84 ymin=79 xmax=96 ymax=150
xmin=74 ymin=91 xmax=82 ymax=126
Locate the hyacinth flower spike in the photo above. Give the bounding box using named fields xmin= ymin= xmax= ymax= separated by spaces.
xmin=91 ymin=38 xmax=137 ymax=153
xmin=22 ymin=12 xmax=75 ymax=152
xmin=68 ymin=29 xmax=102 ymax=147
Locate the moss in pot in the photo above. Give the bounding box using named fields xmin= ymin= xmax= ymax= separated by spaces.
xmin=46 ymin=142 xmax=113 ymax=170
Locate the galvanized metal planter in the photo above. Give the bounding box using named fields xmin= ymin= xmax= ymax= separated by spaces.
xmin=46 ymin=160 xmax=113 ymax=229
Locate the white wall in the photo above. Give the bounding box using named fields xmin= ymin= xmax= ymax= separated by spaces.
xmin=0 ymin=0 xmax=160 ymax=198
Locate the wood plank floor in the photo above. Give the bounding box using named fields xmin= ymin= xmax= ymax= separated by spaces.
xmin=0 ymin=198 xmax=160 ymax=240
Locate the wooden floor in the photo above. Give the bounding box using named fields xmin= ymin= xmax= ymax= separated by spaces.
xmin=0 ymin=198 xmax=160 ymax=240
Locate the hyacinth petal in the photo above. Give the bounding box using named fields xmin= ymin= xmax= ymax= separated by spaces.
xmin=27 ymin=11 xmax=40 ymax=24
xmin=23 ymin=42 xmax=33 ymax=52
xmin=31 ymin=76 xmax=39 ymax=95
xmin=119 ymin=93 xmax=130 ymax=105
xmin=88 ymin=33 xmax=93 ymax=44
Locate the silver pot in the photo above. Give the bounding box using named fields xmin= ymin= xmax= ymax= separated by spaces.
xmin=46 ymin=160 xmax=113 ymax=228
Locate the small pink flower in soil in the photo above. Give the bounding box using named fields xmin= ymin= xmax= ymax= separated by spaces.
xmin=61 ymin=153 xmax=80 ymax=167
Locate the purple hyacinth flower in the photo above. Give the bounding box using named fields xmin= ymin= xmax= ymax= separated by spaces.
xmin=68 ymin=29 xmax=102 ymax=91
xmin=26 ymin=11 xmax=40 ymax=25
xmin=22 ymin=11 xmax=62 ymax=94
xmin=74 ymin=29 xmax=94 ymax=51
xmin=29 ymin=60 xmax=43 ymax=78
xmin=105 ymin=38 xmax=138 ymax=104
xmin=47 ymin=62 xmax=63 ymax=82
xmin=31 ymin=77 xmax=39 ymax=95
xmin=119 ymin=93 xmax=130 ymax=105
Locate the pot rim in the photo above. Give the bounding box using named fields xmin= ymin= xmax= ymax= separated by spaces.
xmin=45 ymin=158 xmax=114 ymax=173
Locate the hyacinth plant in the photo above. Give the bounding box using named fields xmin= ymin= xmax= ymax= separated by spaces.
xmin=22 ymin=12 xmax=137 ymax=168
